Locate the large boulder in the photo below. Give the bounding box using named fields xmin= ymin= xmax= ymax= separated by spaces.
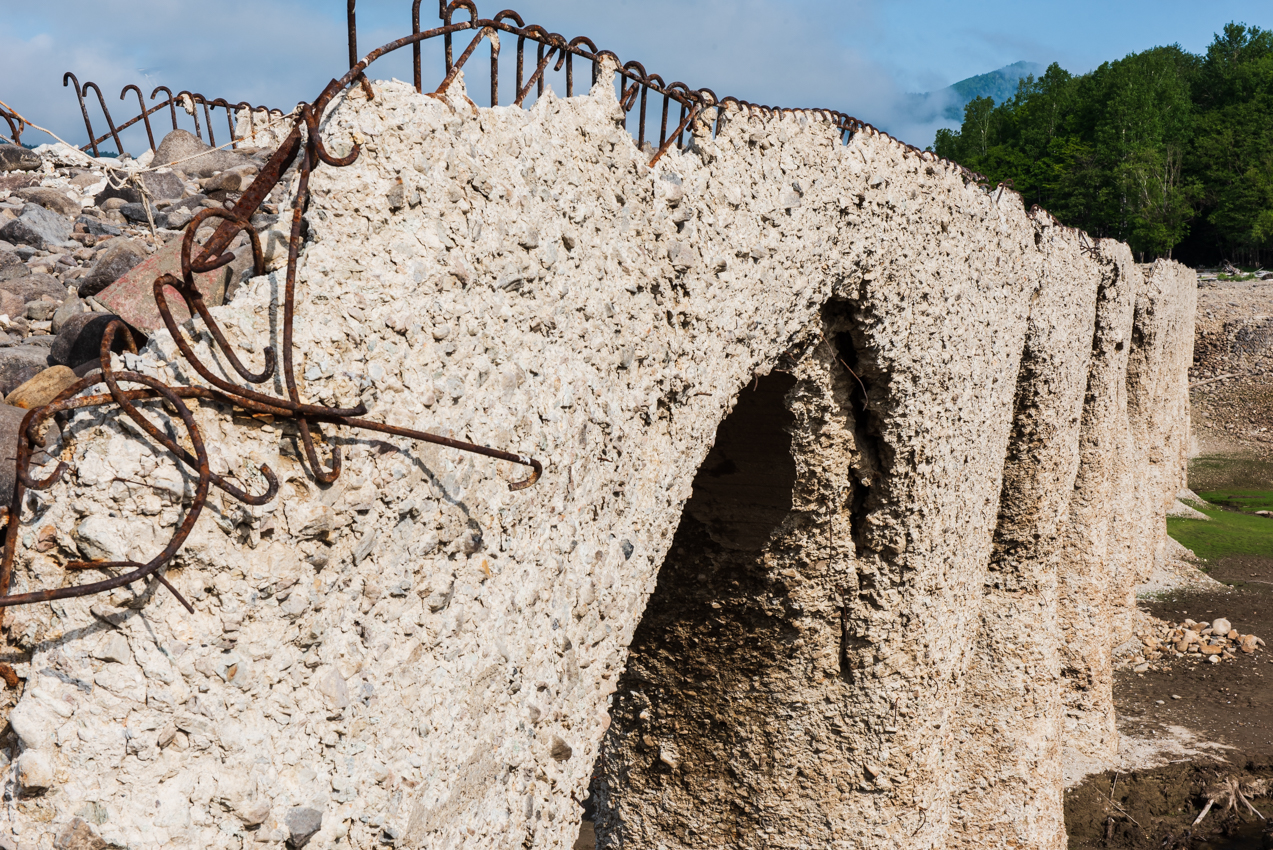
xmin=0 ymin=345 xmax=52 ymax=396
xmin=0 ymin=250 xmax=29 ymax=282
xmin=13 ymin=187 xmax=80 ymax=218
xmin=0 ymin=204 xmax=73 ymax=250
xmin=0 ymin=144 xmax=40 ymax=173
xmin=77 ymin=238 xmax=148 ymax=297
xmin=153 ymin=129 xmax=246 ymax=178
xmin=1 ymin=273 xmax=66 ymax=304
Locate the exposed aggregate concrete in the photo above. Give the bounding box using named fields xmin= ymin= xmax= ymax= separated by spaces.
xmin=0 ymin=67 xmax=1193 ymax=850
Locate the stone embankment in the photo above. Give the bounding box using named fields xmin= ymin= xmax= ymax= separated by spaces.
xmin=0 ymin=67 xmax=1193 ymax=850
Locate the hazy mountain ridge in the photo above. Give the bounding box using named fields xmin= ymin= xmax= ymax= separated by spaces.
xmin=906 ymin=60 xmax=1045 ymax=124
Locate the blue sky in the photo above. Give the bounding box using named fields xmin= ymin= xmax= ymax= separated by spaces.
xmin=2 ymin=0 xmax=1269 ymax=153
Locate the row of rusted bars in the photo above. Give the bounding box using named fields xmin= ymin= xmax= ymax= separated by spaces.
xmin=0 ymin=0 xmax=992 ymax=623
xmin=63 ymin=72 xmax=285 ymax=157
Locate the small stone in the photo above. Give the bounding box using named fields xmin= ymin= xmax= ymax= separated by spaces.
xmin=53 ymin=817 xmax=108 ymax=850
xmin=117 ymin=202 xmax=168 ymax=229
xmin=1133 ymin=662 xmax=1149 ymax=672
xmin=233 ymin=798 xmax=271 ymax=827
xmin=1227 ymin=629 xmax=1239 ymax=640
xmin=550 ymin=736 xmax=573 ymax=761
xmin=1171 ymin=694 xmax=1182 ymax=699
xmin=284 ymin=807 xmax=322 ymax=848
xmin=0 ymin=144 xmax=41 ymax=173
xmin=1212 ymin=618 xmax=1232 ymax=636
xmin=6 ymin=365 xmax=78 ymax=409
xmin=316 ymin=666 xmax=350 ymax=711
xmin=74 ymin=215 xmax=122 ymax=238
xmin=1208 ymin=654 xmax=1221 ymax=664
xmin=90 ymin=632 xmax=131 ymax=664
xmin=77 ymin=238 xmax=148 ymax=297
xmin=1200 ymin=645 xmax=1223 ymax=656
xmin=16 ymin=750 xmax=53 ymax=790
xmin=1155 ymin=699 xmax=1165 ymax=705
xmin=51 ymin=296 xmax=88 ymax=333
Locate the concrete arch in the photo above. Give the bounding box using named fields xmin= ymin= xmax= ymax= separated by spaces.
xmin=0 ymin=70 xmax=1191 ymax=850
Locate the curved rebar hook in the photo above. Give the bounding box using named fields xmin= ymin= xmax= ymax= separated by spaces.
xmin=210 ymin=98 xmax=236 ymax=148
xmin=81 ymin=82 xmax=123 ymax=155
xmin=150 ymin=85 xmax=179 ymax=136
xmin=121 ymin=84 xmax=156 ymax=151
xmin=434 ymin=25 xmax=498 ymax=101
xmin=442 ymin=0 xmax=479 ymax=73
xmin=566 ymin=35 xmax=599 ymax=94
xmin=62 ymin=72 xmax=100 ymax=156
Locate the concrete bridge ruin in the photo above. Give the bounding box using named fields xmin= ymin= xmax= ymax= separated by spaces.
xmin=0 ymin=17 xmax=1192 ymax=850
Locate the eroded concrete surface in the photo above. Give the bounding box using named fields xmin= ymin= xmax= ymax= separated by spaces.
xmin=0 ymin=67 xmax=1193 ymax=850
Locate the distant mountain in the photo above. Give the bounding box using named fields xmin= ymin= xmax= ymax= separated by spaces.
xmin=906 ymin=61 xmax=1046 ymax=124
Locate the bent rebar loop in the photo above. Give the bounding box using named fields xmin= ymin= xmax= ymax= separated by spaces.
xmin=121 ymin=84 xmax=157 ymax=151
xmin=151 ymin=85 xmax=180 ymax=135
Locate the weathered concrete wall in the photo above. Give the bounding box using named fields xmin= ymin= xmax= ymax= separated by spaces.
xmin=0 ymin=67 xmax=1192 ymax=850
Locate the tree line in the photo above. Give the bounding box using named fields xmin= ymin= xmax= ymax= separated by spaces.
xmin=932 ymin=23 xmax=1273 ymax=267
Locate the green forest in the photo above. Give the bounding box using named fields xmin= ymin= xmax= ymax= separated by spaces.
xmin=932 ymin=23 xmax=1273 ymax=267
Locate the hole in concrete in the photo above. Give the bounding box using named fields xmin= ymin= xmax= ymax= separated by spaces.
xmin=585 ymin=371 xmax=805 ymax=847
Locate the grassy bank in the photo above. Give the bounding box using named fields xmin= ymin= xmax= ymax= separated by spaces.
xmin=1167 ymin=491 xmax=1273 ymax=563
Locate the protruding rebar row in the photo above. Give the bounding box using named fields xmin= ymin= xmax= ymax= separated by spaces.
xmin=63 ymin=72 xmax=284 ymax=157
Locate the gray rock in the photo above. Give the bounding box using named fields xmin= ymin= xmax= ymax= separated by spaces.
xmin=138 ymin=170 xmax=184 ymax=201
xmin=284 ymin=807 xmax=322 ymax=848
xmin=25 ymin=299 xmax=59 ymax=321
xmin=0 ymin=144 xmax=40 ymax=173
xmin=14 ymin=187 xmax=80 ymax=218
xmin=1212 ymin=618 xmax=1232 ymax=636
xmin=92 ymin=183 xmax=140 ymax=208
xmin=0 ymin=346 xmax=52 ymax=397
xmin=0 ymin=250 xmax=29 ymax=282
xmin=51 ymin=296 xmax=87 ymax=333
xmin=0 ymin=204 xmax=73 ymax=250
xmin=2 ymin=273 xmax=67 ymax=304
xmin=154 ymin=129 xmax=246 ymax=178
xmin=78 ymin=238 xmax=147 ymax=298
xmin=74 ymin=215 xmax=121 ymax=237
xmin=50 ymin=312 xmax=133 ymax=369
xmin=118 ymin=202 xmax=167 ymax=229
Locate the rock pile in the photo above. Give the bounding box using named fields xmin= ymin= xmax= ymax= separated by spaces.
xmin=1134 ymin=617 xmax=1266 ymax=668
xmin=0 ymin=135 xmax=285 ymax=441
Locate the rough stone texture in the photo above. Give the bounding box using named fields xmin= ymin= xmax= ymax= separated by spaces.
xmin=6 ymin=365 xmax=79 ymax=409
xmin=0 ymin=251 xmax=30 ymax=282
xmin=77 ymin=237 xmax=148 ymax=298
xmin=13 ymin=187 xmax=81 ymax=218
xmin=0 ymin=75 xmax=1192 ymax=849
xmin=0 ymin=144 xmax=41 ymax=173
xmin=0 ymin=204 xmax=73 ymax=251
xmin=154 ymin=128 xmax=247 ymax=178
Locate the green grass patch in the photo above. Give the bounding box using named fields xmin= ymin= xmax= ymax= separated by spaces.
xmin=1198 ymin=489 xmax=1273 ymax=513
xmin=1167 ymin=493 xmax=1273 ymax=562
